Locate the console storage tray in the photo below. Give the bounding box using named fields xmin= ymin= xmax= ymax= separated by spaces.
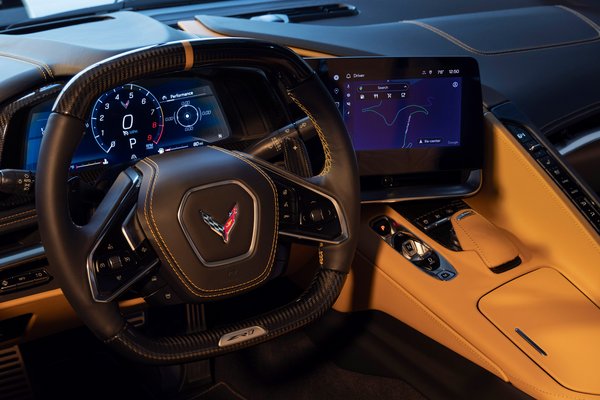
xmin=479 ymin=267 xmax=600 ymax=394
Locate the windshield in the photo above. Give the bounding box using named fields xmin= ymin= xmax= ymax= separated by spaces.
xmin=24 ymin=0 xmax=120 ymax=18
xmin=0 ymin=0 xmax=219 ymax=28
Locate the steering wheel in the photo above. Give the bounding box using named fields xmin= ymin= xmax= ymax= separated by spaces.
xmin=35 ymin=38 xmax=359 ymax=363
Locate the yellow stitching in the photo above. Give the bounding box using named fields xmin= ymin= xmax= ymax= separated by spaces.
xmin=141 ymin=152 xmax=278 ymax=297
xmin=453 ymin=212 xmax=496 ymax=268
xmin=139 ymin=159 xmax=201 ymax=296
xmin=508 ymin=374 xmax=588 ymax=400
xmin=145 ymin=157 xmax=270 ymax=294
xmin=405 ymin=19 xmax=600 ymax=56
xmin=0 ymin=53 xmax=53 ymax=80
xmin=0 ymin=214 xmax=36 ymax=228
xmin=0 ymin=209 xmax=36 ymax=222
xmin=287 ymin=92 xmax=332 ymax=176
xmin=318 ymin=242 xmax=324 ymax=266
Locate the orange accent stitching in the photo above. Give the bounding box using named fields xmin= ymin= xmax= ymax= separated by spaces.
xmin=0 ymin=209 xmax=36 ymax=222
xmin=141 ymin=152 xmax=278 ymax=297
xmin=452 ymin=212 xmax=496 ymax=268
xmin=287 ymin=93 xmax=332 ymax=176
xmin=0 ymin=214 xmax=36 ymax=228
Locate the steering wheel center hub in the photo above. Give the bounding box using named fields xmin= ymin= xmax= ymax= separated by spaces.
xmin=178 ymin=180 xmax=257 ymax=266
xmin=135 ymin=146 xmax=278 ymax=300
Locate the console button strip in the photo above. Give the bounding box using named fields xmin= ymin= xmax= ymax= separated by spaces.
xmin=371 ymin=216 xmax=458 ymax=281
xmin=0 ymin=268 xmax=50 ymax=294
xmin=506 ymin=125 xmax=600 ymax=234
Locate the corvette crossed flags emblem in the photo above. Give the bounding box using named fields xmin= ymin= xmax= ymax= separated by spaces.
xmin=199 ymin=204 xmax=239 ymax=244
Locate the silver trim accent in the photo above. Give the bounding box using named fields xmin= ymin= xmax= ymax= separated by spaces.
xmin=121 ymin=207 xmax=142 ymax=251
xmin=218 ymin=326 xmax=267 ymax=347
xmin=558 ymin=129 xmax=600 ymax=155
xmin=456 ymin=210 xmax=475 ymax=221
xmin=86 ymin=169 xmax=156 ymax=303
xmin=177 ymin=180 xmax=258 ymax=267
xmin=0 ymin=245 xmax=45 ymax=270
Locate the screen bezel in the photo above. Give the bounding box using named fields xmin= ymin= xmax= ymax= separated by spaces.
xmin=307 ymin=57 xmax=484 ymax=176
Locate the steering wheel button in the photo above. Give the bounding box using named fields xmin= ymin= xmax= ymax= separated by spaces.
xmin=309 ymin=208 xmax=325 ymax=223
xmin=281 ymin=213 xmax=294 ymax=225
xmin=108 ymin=256 xmax=124 ymax=270
xmin=95 ymin=260 xmax=108 ymax=273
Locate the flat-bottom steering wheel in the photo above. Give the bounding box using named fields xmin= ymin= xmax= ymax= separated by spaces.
xmin=36 ymin=38 xmax=359 ymax=363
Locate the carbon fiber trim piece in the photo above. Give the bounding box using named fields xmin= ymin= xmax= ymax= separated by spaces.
xmin=106 ymin=269 xmax=345 ymax=363
xmin=54 ymin=38 xmax=314 ymax=121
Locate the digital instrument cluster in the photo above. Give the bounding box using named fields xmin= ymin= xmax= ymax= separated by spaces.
xmin=24 ymin=77 xmax=230 ymax=171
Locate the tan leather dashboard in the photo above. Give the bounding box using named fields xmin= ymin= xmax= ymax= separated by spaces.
xmin=334 ymin=112 xmax=600 ymax=399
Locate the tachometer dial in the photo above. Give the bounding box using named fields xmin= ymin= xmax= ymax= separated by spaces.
xmin=89 ymin=84 xmax=163 ymax=158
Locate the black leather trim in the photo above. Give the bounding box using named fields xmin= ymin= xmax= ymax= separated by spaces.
xmin=406 ymin=6 xmax=600 ymax=55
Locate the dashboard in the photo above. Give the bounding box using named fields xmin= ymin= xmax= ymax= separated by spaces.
xmin=15 ymin=56 xmax=484 ymax=204
xmin=0 ymin=3 xmax=600 ymax=400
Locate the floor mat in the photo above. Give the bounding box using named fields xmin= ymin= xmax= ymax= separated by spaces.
xmin=213 ymin=329 xmax=426 ymax=400
xmin=20 ymin=328 xmax=157 ymax=400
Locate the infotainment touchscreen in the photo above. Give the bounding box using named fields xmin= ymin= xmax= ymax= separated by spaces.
xmin=346 ymin=77 xmax=462 ymax=151
xmin=307 ymin=57 xmax=483 ymax=199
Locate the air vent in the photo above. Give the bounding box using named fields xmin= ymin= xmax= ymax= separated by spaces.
xmin=236 ymin=3 xmax=358 ymax=23
xmin=2 ymin=15 xmax=112 ymax=35
xmin=0 ymin=346 xmax=33 ymax=400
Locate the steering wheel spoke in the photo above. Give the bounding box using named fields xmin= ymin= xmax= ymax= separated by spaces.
xmin=245 ymin=155 xmax=348 ymax=245
xmin=86 ymin=168 xmax=159 ymax=302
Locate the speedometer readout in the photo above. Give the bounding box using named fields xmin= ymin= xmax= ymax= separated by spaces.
xmin=89 ymin=84 xmax=164 ymax=159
